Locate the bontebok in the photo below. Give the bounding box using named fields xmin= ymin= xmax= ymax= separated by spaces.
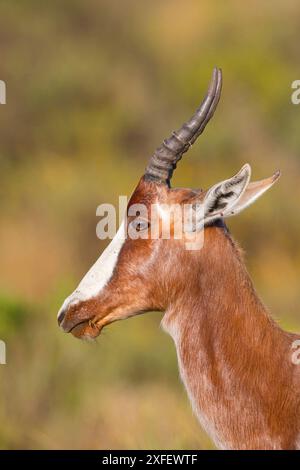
xmin=58 ymin=68 xmax=300 ymax=449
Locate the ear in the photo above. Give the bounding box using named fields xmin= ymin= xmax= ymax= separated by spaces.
xmin=203 ymin=164 xmax=251 ymax=224
xmin=187 ymin=165 xmax=281 ymax=232
xmin=224 ymin=170 xmax=281 ymax=217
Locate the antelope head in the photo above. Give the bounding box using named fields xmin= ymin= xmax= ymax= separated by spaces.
xmin=58 ymin=68 xmax=280 ymax=340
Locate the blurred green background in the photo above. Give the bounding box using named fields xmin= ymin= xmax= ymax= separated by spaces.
xmin=0 ymin=0 xmax=300 ymax=449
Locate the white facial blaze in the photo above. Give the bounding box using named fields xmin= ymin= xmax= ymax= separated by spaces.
xmin=58 ymin=221 xmax=125 ymax=317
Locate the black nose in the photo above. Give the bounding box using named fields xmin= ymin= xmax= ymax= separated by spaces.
xmin=57 ymin=306 xmax=66 ymax=325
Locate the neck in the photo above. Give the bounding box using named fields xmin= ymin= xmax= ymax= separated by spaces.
xmin=162 ymin=225 xmax=300 ymax=449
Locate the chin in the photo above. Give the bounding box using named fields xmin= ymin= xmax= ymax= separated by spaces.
xmin=69 ymin=320 xmax=103 ymax=340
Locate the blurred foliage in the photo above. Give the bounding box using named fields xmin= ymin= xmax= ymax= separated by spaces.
xmin=0 ymin=293 xmax=29 ymax=337
xmin=0 ymin=0 xmax=300 ymax=449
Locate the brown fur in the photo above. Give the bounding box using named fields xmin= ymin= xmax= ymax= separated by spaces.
xmin=60 ymin=177 xmax=300 ymax=449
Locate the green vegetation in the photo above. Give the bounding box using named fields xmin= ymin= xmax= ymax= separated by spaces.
xmin=0 ymin=0 xmax=299 ymax=449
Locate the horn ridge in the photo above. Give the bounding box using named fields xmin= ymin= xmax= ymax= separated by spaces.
xmin=144 ymin=67 xmax=222 ymax=185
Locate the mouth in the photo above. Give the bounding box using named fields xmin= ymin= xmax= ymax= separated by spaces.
xmin=58 ymin=299 xmax=107 ymax=340
xmin=67 ymin=319 xmax=103 ymax=340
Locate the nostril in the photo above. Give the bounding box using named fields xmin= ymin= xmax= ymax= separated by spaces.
xmin=57 ymin=307 xmax=66 ymax=325
xmin=57 ymin=297 xmax=80 ymax=329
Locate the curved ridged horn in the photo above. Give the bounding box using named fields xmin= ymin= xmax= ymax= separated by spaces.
xmin=145 ymin=67 xmax=222 ymax=185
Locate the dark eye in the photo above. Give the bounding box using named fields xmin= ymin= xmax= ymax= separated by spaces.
xmin=130 ymin=219 xmax=150 ymax=232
